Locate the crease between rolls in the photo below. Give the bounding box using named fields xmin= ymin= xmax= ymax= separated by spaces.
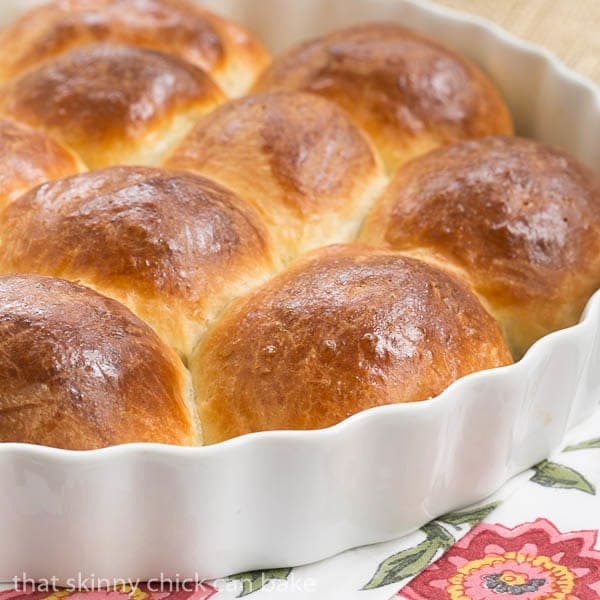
xmin=2 ymin=2 xmax=598 ymax=449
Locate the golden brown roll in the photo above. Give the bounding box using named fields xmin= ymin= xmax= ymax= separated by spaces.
xmin=0 ymin=274 xmax=196 ymax=450
xmin=0 ymin=167 xmax=277 ymax=358
xmin=191 ymin=244 xmax=512 ymax=444
xmin=360 ymin=136 xmax=600 ymax=357
xmin=165 ymin=91 xmax=386 ymax=260
xmin=255 ymin=23 xmax=513 ymax=173
xmin=0 ymin=117 xmax=83 ymax=211
xmin=0 ymin=0 xmax=270 ymax=97
xmin=0 ymin=43 xmax=225 ymax=169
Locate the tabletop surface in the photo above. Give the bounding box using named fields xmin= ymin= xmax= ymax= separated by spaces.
xmin=434 ymin=0 xmax=600 ymax=85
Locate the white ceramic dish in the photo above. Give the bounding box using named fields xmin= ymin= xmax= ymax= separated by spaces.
xmin=1 ymin=0 xmax=600 ymax=583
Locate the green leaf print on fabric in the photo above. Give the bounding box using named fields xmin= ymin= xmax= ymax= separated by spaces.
xmin=229 ymin=568 xmax=292 ymax=597
xmin=362 ymin=523 xmax=454 ymax=590
xmin=437 ymin=501 xmax=501 ymax=528
xmin=531 ymin=460 xmax=595 ymax=494
xmin=565 ymin=437 xmax=600 ymax=452
xmin=362 ymin=500 xmax=502 ymax=590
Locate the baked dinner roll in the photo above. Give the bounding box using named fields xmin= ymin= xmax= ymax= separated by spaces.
xmin=0 ymin=167 xmax=276 ymax=358
xmin=0 ymin=0 xmax=270 ymax=97
xmin=360 ymin=136 xmax=600 ymax=358
xmin=0 ymin=117 xmax=83 ymax=211
xmin=191 ymin=244 xmax=512 ymax=444
xmin=0 ymin=274 xmax=196 ymax=450
xmin=165 ymin=91 xmax=387 ymax=260
xmin=255 ymin=23 xmax=513 ymax=173
xmin=0 ymin=43 xmax=225 ymax=168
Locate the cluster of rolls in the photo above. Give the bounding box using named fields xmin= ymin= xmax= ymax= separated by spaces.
xmin=0 ymin=0 xmax=599 ymax=449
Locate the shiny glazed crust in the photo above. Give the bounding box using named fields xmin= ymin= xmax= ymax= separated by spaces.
xmin=165 ymin=91 xmax=387 ymax=260
xmin=1 ymin=5 xmax=593 ymax=451
xmin=0 ymin=274 xmax=195 ymax=450
xmin=0 ymin=43 xmax=225 ymax=168
xmin=255 ymin=23 xmax=513 ymax=173
xmin=360 ymin=136 xmax=600 ymax=357
xmin=0 ymin=167 xmax=277 ymax=358
xmin=0 ymin=0 xmax=270 ymax=96
xmin=0 ymin=117 xmax=83 ymax=210
xmin=191 ymin=244 xmax=512 ymax=444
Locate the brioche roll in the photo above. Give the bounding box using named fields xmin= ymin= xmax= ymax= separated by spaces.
xmin=165 ymin=91 xmax=386 ymax=260
xmin=0 ymin=274 xmax=196 ymax=450
xmin=191 ymin=244 xmax=512 ymax=444
xmin=255 ymin=23 xmax=513 ymax=173
xmin=0 ymin=43 xmax=225 ymax=168
xmin=0 ymin=117 xmax=83 ymax=211
xmin=0 ymin=0 xmax=270 ymax=97
xmin=0 ymin=167 xmax=277 ymax=358
xmin=360 ymin=136 xmax=600 ymax=357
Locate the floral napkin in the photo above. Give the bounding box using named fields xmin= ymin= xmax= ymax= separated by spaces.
xmin=2 ymin=407 xmax=600 ymax=600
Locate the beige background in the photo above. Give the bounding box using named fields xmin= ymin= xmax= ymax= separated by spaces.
xmin=434 ymin=0 xmax=600 ymax=84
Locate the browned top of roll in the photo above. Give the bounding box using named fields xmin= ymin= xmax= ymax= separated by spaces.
xmin=165 ymin=91 xmax=386 ymax=259
xmin=0 ymin=43 xmax=225 ymax=168
xmin=0 ymin=117 xmax=83 ymax=210
xmin=255 ymin=23 xmax=513 ymax=172
xmin=0 ymin=274 xmax=195 ymax=450
xmin=360 ymin=136 xmax=600 ymax=356
xmin=0 ymin=0 xmax=270 ymax=96
xmin=167 ymin=91 xmax=379 ymax=215
xmin=0 ymin=166 xmax=276 ymax=357
xmin=192 ymin=244 xmax=511 ymax=444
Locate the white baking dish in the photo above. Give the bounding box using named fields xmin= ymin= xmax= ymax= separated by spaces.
xmin=1 ymin=0 xmax=600 ymax=583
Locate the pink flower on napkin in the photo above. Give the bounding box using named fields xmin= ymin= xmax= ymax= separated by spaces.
xmin=400 ymin=518 xmax=600 ymax=599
